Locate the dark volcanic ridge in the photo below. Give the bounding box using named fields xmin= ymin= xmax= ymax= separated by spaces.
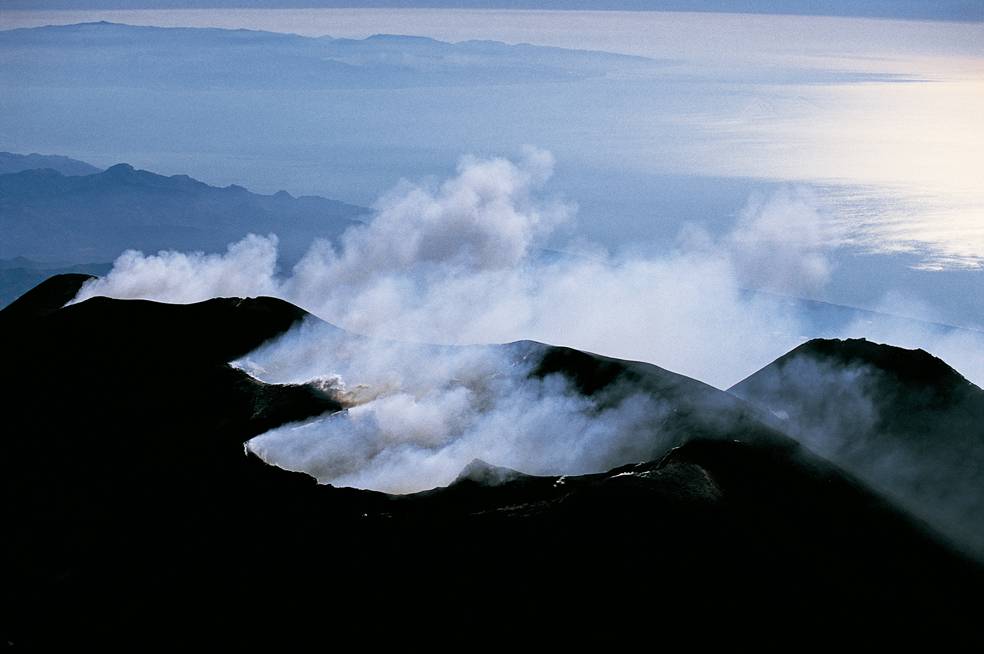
xmin=0 ymin=258 xmax=112 ymax=309
xmin=4 ymin=276 xmax=984 ymax=646
xmin=0 ymin=272 xmax=95 ymax=322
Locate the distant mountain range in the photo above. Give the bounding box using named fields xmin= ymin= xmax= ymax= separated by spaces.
xmin=0 ymin=21 xmax=655 ymax=90
xmin=4 ymin=274 xmax=984 ymax=646
xmin=0 ymin=155 xmax=368 ymax=262
xmin=0 ymin=151 xmax=101 ymax=176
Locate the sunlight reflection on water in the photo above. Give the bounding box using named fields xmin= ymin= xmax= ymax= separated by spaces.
xmin=2 ymin=8 xmax=982 ymax=268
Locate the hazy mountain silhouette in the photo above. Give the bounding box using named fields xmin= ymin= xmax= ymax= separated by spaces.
xmin=0 ymin=21 xmax=655 ymax=91
xmin=0 ymin=150 xmax=101 ymax=176
xmin=0 ymin=163 xmax=368 ymax=261
xmin=5 ymin=276 xmax=982 ymax=646
xmin=731 ymin=338 xmax=984 ymax=558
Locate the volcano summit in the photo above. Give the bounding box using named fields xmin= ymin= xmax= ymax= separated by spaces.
xmin=4 ymin=275 xmax=983 ymax=647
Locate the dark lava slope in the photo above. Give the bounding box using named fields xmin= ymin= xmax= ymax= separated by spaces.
xmin=4 ymin=278 xmax=983 ymax=647
xmin=730 ymin=337 xmax=984 ymax=558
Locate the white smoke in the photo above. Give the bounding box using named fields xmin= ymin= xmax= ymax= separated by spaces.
xmin=77 ymin=148 xmax=822 ymax=388
xmin=73 ymin=148 xmax=984 ymax=493
xmin=239 ymin=326 xmax=669 ymax=494
xmin=727 ymin=186 xmax=836 ymax=295
xmin=297 ymin=146 xmax=565 ymax=283
xmin=79 ymin=232 xmax=281 ymax=304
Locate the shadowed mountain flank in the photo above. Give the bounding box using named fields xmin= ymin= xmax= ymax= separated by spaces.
xmin=518 ymin=339 xmax=786 ymax=450
xmin=731 ymin=337 xmax=984 ymax=557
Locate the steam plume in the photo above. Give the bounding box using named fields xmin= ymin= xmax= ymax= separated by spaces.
xmin=73 ymin=148 xmax=984 ymax=493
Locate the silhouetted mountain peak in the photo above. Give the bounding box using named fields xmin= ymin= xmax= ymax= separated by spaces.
xmin=731 ymin=336 xmax=984 ymax=557
xmin=104 ymin=162 xmax=135 ymax=175
xmin=731 ymin=338 xmax=979 ymax=405
xmin=452 ymin=459 xmax=526 ymax=487
xmin=365 ymin=33 xmax=442 ymax=45
xmin=0 ymin=272 xmax=95 ymax=322
xmin=5 ymin=275 xmax=984 ymax=646
xmin=788 ymin=337 xmax=971 ymax=390
xmin=53 ymin=294 xmax=312 ymax=364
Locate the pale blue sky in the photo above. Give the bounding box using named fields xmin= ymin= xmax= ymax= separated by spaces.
xmin=2 ymin=1 xmax=981 ymax=22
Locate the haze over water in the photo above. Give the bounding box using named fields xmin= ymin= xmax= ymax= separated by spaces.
xmin=2 ymin=8 xmax=982 ymax=323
